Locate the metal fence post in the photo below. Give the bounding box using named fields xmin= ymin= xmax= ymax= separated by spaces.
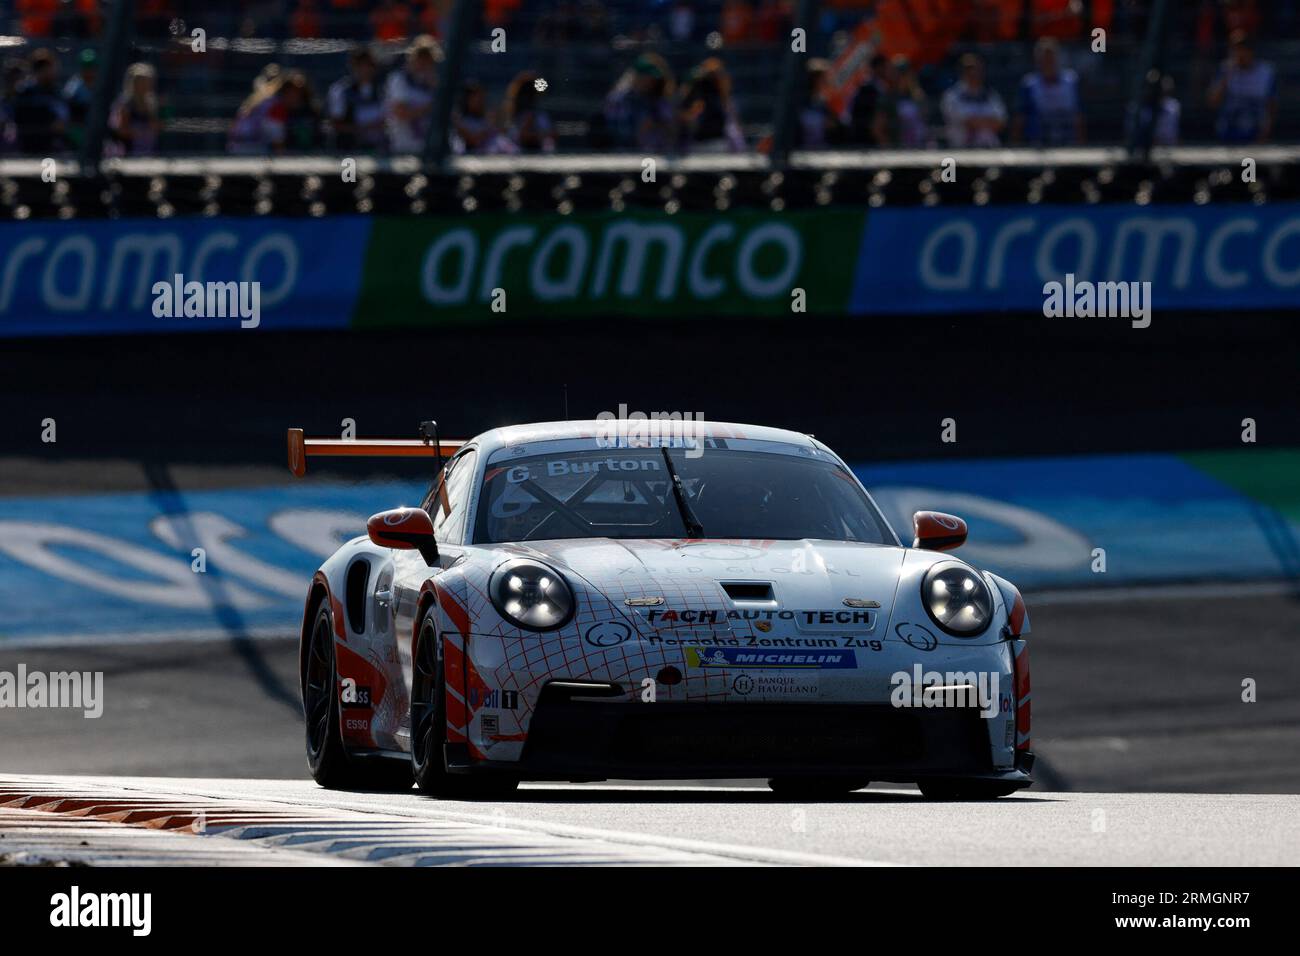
xmin=1125 ymin=0 xmax=1173 ymax=159
xmin=424 ymin=0 xmax=475 ymax=170
xmin=80 ymin=0 xmax=135 ymax=168
xmin=769 ymin=0 xmax=819 ymax=168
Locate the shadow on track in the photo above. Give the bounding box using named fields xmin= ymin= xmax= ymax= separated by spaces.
xmin=142 ymin=461 xmax=300 ymax=714
xmin=331 ymin=784 xmax=1062 ymax=805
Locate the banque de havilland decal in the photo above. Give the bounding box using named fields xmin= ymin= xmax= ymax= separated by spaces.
xmin=290 ymin=419 xmax=1033 ymax=799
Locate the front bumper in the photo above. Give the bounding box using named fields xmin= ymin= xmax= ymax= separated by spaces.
xmin=449 ymin=686 xmax=1033 ymax=786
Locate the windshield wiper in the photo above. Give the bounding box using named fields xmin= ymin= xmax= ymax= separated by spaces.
xmin=661 ymin=447 xmax=704 ymax=538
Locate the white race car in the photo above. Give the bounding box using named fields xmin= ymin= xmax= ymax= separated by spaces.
xmin=290 ymin=419 xmax=1033 ymax=799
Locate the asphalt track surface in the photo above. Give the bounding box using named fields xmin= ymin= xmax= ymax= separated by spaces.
xmin=4 ymin=587 xmax=1299 ymax=792
xmin=2 ymin=461 xmax=1299 ymax=865
xmin=3 ymin=775 xmax=1297 ymax=866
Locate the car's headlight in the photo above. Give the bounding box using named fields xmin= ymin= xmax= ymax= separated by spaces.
xmin=921 ymin=561 xmax=993 ymax=637
xmin=489 ymin=558 xmax=575 ymax=631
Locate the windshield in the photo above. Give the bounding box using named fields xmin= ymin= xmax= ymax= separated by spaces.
xmin=473 ymin=445 xmax=894 ymax=544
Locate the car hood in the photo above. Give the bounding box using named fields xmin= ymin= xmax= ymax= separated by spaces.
xmin=504 ymin=538 xmax=909 ymax=633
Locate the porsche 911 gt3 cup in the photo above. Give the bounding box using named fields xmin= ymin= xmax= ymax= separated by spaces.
xmin=289 ymin=419 xmax=1033 ymax=799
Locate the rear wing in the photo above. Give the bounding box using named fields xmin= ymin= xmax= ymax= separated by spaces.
xmin=287 ymin=421 xmax=464 ymax=477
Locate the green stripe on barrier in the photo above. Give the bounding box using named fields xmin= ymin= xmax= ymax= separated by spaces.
xmin=1182 ymin=449 xmax=1300 ymax=522
xmin=354 ymin=209 xmax=863 ymax=326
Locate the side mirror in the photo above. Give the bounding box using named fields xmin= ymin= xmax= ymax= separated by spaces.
xmin=367 ymin=507 xmax=439 ymax=565
xmin=912 ymin=511 xmax=967 ymax=551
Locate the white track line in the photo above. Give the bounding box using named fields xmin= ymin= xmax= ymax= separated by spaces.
xmin=140 ymin=778 xmax=898 ymax=867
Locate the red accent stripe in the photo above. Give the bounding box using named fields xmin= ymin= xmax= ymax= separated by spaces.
xmin=445 ymin=693 xmax=467 ymax=728
xmin=1014 ymin=643 xmax=1032 ymax=750
xmin=437 ymin=587 xmax=470 ymax=638
xmin=1008 ymin=592 xmax=1027 ymax=636
xmin=1014 ymin=644 xmax=1031 ymax=699
xmin=443 ymin=640 xmax=466 ymax=692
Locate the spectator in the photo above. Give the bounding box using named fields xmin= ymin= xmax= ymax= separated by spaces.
xmin=847 ymin=53 xmax=897 ymax=147
xmin=106 ymin=63 xmax=161 ymax=157
xmin=372 ymin=0 xmax=411 ymax=42
xmin=794 ymin=58 xmax=844 ymax=149
xmin=229 ymin=70 xmax=321 ymax=154
xmin=668 ymin=0 xmax=697 ymax=43
xmin=383 ymin=35 xmax=440 ymax=153
xmin=451 ymin=80 xmax=504 ymax=154
xmin=678 ymin=57 xmax=745 ymax=153
xmin=327 ymin=46 xmax=386 ymax=150
xmin=1152 ymin=75 xmax=1181 ymax=146
xmin=603 ymin=53 xmax=676 ymax=153
xmin=62 ymin=48 xmax=98 ymax=150
xmin=1208 ymin=31 xmax=1276 ymax=143
xmin=941 ymin=53 xmax=1008 ymax=148
xmin=229 ymin=74 xmax=277 ymax=154
xmin=1221 ymin=0 xmax=1261 ymax=36
xmin=0 ymin=61 xmax=27 ymax=152
xmin=279 ymin=72 xmax=324 ymax=151
xmin=11 ymin=48 xmax=69 ymax=154
xmin=1013 ymin=38 xmax=1085 ymax=145
xmin=893 ymin=56 xmax=930 ymax=147
xmin=503 ymin=70 xmax=555 ymax=153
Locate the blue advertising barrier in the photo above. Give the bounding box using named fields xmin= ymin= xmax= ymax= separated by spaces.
xmin=0 ymin=216 xmax=370 ymax=336
xmin=4 ymin=202 xmax=1298 ymax=337
xmin=850 ymin=203 xmax=1300 ymax=314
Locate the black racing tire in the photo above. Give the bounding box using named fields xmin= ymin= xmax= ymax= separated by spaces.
xmin=917 ymin=779 xmax=1022 ymax=800
xmin=767 ymin=776 xmax=871 ymax=798
xmin=304 ymin=599 xmax=412 ymax=791
xmin=411 ymin=605 xmax=518 ymax=800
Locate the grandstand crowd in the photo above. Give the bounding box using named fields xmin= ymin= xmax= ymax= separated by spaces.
xmin=0 ymin=0 xmax=1290 ymax=156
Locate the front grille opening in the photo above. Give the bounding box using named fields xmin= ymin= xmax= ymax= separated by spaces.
xmin=721 ymin=581 xmax=774 ymax=602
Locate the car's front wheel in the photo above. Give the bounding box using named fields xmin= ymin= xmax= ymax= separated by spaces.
xmin=304 ymin=599 xmax=411 ymax=791
xmin=917 ymin=779 xmax=1022 ymax=800
xmin=411 ymin=606 xmax=518 ymax=799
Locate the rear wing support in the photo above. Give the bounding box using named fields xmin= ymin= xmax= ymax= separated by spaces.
xmin=287 ymin=423 xmax=464 ymax=477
